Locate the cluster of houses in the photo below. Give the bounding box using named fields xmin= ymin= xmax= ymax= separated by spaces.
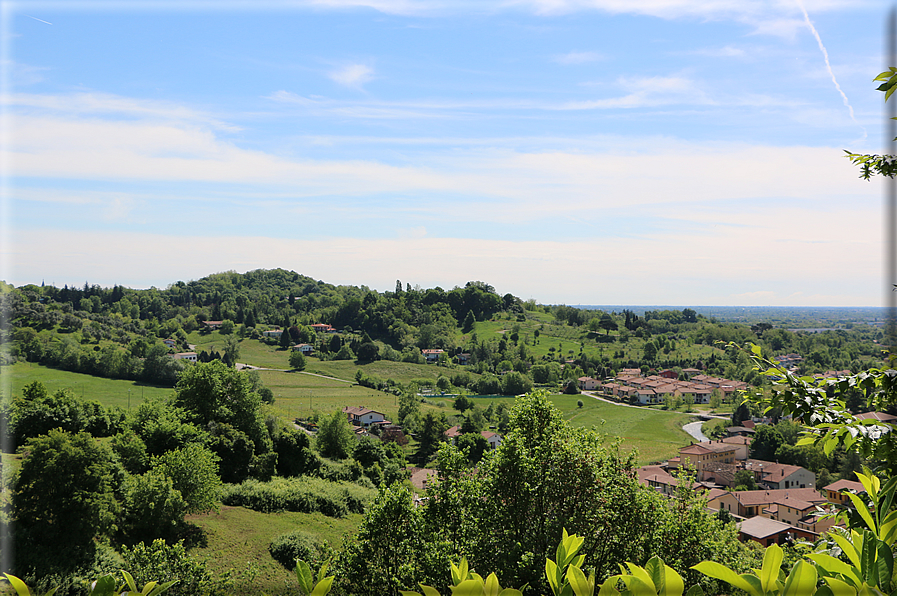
xmin=578 ymin=369 xmax=750 ymax=405
xmin=637 ymin=427 xmax=865 ymax=546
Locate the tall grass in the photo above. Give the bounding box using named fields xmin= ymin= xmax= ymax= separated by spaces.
xmin=221 ymin=476 xmax=375 ymax=517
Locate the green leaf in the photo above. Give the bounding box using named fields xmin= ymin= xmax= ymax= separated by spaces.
xmin=781 ymin=560 xmax=817 ymax=596
xmin=452 ymin=560 xmax=471 ymax=587
xmin=821 ymin=576 xmax=858 ymax=596
xmin=484 ymin=573 xmax=501 ymax=596
xmin=89 ymin=575 xmax=116 ymax=596
xmin=759 ymin=544 xmax=784 ymax=594
xmin=875 ymin=541 xmax=893 ymax=591
xmin=421 ymin=587 xmax=444 ymax=596
xmin=808 ymin=554 xmax=863 ymax=588
xmin=496 ymin=591 xmax=523 ymax=596
xmin=684 ymin=586 xmax=704 ymax=596
xmin=120 ymin=571 xmax=137 ymax=593
xmin=846 ymin=493 xmax=877 ymax=535
xmin=450 ymin=578 xmax=486 ymax=596
xmin=3 ymin=574 xmax=33 ymax=596
xmin=691 ymin=562 xmax=761 ymax=596
xmin=547 ymin=558 xmax=561 ymax=596
xmin=295 ymin=560 xmax=315 ymax=595
xmin=566 ymin=565 xmax=595 ymax=596
xmin=399 ymin=591 xmax=424 ymax=596
xmin=144 ymin=581 xmax=177 ymax=596
xmin=309 ymin=576 xmax=334 ymax=596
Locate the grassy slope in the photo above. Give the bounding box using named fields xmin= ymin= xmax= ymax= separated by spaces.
xmin=186 ymin=507 xmax=362 ymax=596
xmin=2 ymin=361 xmax=172 ymax=409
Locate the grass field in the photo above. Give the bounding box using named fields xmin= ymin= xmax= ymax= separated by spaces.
xmin=186 ymin=507 xmax=362 ymax=595
xmin=1 ymin=362 xmax=173 ymax=409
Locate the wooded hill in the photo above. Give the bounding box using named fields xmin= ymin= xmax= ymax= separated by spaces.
xmin=0 ymin=269 xmax=887 ymax=394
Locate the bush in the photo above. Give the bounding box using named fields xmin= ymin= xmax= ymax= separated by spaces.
xmin=220 ymin=476 xmax=375 ymax=517
xmin=121 ymin=539 xmax=218 ymax=596
xmin=269 ymin=530 xmax=321 ymax=570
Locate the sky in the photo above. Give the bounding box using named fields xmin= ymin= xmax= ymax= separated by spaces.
xmin=0 ymin=0 xmax=894 ymax=306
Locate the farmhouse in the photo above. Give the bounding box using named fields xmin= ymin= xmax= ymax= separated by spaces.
xmin=422 ymin=349 xmax=445 ymax=363
xmin=343 ymin=406 xmax=388 ymax=427
xmin=291 ymin=343 xmax=314 ymax=355
xmin=171 ymin=352 xmax=197 ymax=362
xmin=311 ymin=323 xmax=336 ymax=333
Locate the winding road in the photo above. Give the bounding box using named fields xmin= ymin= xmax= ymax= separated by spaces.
xmin=581 ymin=390 xmax=725 ymax=442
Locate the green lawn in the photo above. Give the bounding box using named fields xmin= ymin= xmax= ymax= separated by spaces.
xmin=1 ymin=362 xmax=172 ymax=409
xmin=186 ymin=506 xmax=362 ymax=595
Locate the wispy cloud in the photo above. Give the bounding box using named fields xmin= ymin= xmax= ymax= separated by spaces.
xmin=328 ymin=64 xmax=375 ymax=89
xmin=553 ymin=51 xmax=603 ymax=64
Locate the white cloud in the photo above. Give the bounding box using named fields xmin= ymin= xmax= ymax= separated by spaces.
xmin=554 ymin=51 xmax=603 ymax=64
xmin=328 ymin=64 xmax=375 ymax=89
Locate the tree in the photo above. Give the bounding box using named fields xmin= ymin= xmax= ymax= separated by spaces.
xmin=462 ymin=310 xmax=476 ymax=333
xmin=749 ymin=423 xmax=784 ymax=461
xmin=599 ymin=313 xmax=618 ymax=335
xmin=173 ymin=360 xmax=268 ymax=450
xmin=643 ymin=340 xmax=657 ymax=362
xmin=416 ymin=412 xmax=448 ymax=461
xmin=334 ymin=344 xmax=355 ymax=360
xmin=436 ymin=375 xmax=451 ymax=393
xmin=356 ymin=342 xmax=380 ymax=362
xmin=453 ymin=395 xmax=474 ymax=412
xmin=414 ymin=391 xmax=746 ymax=593
xmin=316 ymin=409 xmax=355 ymax=459
xmin=456 ymin=432 xmax=489 ymax=463
xmin=222 ymin=335 xmax=240 ymax=367
xmin=150 ymin=443 xmax=222 ymax=514
xmin=279 ymin=327 xmax=291 ymax=349
xmin=14 ymin=429 xmax=123 ymax=575
xmin=460 ymin=408 xmax=486 ymax=434
xmin=733 ymin=469 xmax=757 ymax=491
xmin=398 ymin=390 xmax=421 ymax=426
xmin=118 ymin=470 xmax=188 ymax=544
xmin=289 ymin=349 xmax=307 ymax=370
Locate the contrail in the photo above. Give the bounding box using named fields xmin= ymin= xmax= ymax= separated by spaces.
xmin=25 ymin=15 xmax=52 ymax=25
xmin=795 ymin=0 xmax=866 ymax=140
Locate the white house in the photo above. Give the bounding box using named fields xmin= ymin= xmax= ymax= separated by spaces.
xmin=343 ymin=406 xmax=387 ymax=427
xmin=172 ymin=352 xmax=197 ymax=362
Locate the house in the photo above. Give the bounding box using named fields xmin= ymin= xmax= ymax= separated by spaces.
xmin=744 ymin=459 xmax=815 ymax=490
xmin=578 ymin=376 xmax=600 ymax=391
xmin=311 ymin=323 xmax=336 ymax=333
xmin=410 ymin=467 xmax=438 ymax=492
xmin=635 ymin=388 xmax=657 ymax=405
xmin=291 ymin=343 xmax=314 ymax=355
xmin=678 ymin=442 xmax=738 ymax=477
xmin=456 ymin=353 xmax=471 ymax=365
xmin=262 ymin=328 xmax=283 ymax=338
xmin=162 ymin=338 xmax=177 ymax=348
xmin=854 ymin=411 xmax=897 ymax=423
xmin=444 ymin=425 xmax=463 ymax=443
xmin=718 ymin=436 xmax=752 ymax=460
xmin=481 ymin=431 xmax=502 ymax=450
xmin=203 ymin=320 xmax=223 ymax=330
xmin=737 ymin=516 xmax=798 ymax=547
xmin=707 ymin=487 xmax=826 ymax=520
xmin=422 ymin=349 xmax=445 ymax=363
xmin=659 ymin=369 xmax=678 ymax=379
xmin=823 ymin=479 xmax=866 ymax=506
xmin=172 ymin=352 xmax=197 ymax=362
xmin=343 ymin=406 xmax=387 ymax=427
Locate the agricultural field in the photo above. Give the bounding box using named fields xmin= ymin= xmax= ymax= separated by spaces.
xmin=2 ymin=361 xmax=172 ymax=409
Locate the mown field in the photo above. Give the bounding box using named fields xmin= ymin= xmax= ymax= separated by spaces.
xmin=2 ymin=361 xmax=173 ymax=409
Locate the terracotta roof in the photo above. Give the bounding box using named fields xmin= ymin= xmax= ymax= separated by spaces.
xmin=824 ymin=479 xmax=866 ymax=493
xmin=855 ymin=412 xmax=897 ymax=423
xmin=738 ymin=516 xmax=794 ymax=539
xmin=729 ymin=488 xmax=825 ymax=508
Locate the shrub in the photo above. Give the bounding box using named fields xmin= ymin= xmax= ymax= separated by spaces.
xmin=220 ymin=476 xmax=375 ymax=517
xmin=269 ymin=530 xmax=321 ymax=570
xmin=121 ymin=539 xmax=218 ymax=596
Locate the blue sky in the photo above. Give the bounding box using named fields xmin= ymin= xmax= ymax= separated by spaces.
xmin=0 ymin=0 xmax=891 ymax=306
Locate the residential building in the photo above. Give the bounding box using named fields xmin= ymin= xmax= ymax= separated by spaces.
xmin=172 ymin=352 xmax=197 ymax=362
xmin=422 ymin=349 xmax=445 ymax=363
xmin=343 ymin=406 xmax=387 ymax=427
xmin=823 ymin=479 xmax=866 ymax=506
